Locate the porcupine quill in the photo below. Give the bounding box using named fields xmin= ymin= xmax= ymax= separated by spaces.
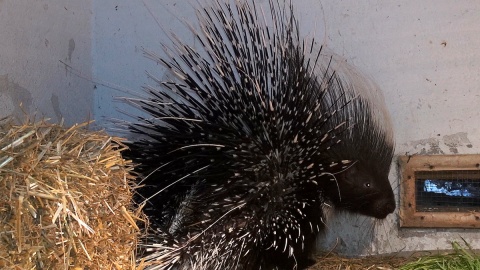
xmin=123 ymin=0 xmax=395 ymax=269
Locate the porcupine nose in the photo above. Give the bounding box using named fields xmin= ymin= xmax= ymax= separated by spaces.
xmin=373 ymin=198 xmax=396 ymax=219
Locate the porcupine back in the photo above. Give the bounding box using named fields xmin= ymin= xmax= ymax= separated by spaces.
xmin=124 ymin=0 xmax=395 ymax=269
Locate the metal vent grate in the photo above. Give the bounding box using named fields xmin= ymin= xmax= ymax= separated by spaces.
xmin=415 ymin=170 xmax=480 ymax=212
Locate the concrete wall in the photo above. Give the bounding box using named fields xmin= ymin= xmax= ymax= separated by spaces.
xmin=92 ymin=1 xmax=198 ymax=130
xmin=0 ymin=0 xmax=93 ymax=126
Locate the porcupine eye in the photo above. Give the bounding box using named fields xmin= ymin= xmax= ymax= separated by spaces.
xmin=364 ymin=182 xmax=371 ymax=188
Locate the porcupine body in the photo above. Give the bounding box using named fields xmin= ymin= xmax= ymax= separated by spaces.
xmin=124 ymin=0 xmax=395 ymax=269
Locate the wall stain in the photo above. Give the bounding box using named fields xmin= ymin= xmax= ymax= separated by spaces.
xmin=443 ymin=132 xmax=473 ymax=153
xmin=68 ymin=38 xmax=75 ymax=62
xmin=50 ymin=94 xmax=62 ymax=121
xmin=0 ymin=74 xmax=33 ymax=120
xmin=408 ymin=137 xmax=444 ymax=155
xmin=408 ymin=132 xmax=473 ymax=155
xmin=64 ymin=39 xmax=76 ymax=76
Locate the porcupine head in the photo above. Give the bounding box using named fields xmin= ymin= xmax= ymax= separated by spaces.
xmin=314 ymin=50 xmax=396 ymax=220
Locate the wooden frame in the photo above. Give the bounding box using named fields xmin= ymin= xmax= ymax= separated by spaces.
xmin=399 ymin=154 xmax=480 ymax=228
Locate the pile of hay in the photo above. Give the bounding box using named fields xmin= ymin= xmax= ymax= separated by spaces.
xmin=0 ymin=119 xmax=142 ymax=269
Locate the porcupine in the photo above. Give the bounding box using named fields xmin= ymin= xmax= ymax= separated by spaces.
xmin=123 ymin=0 xmax=395 ymax=269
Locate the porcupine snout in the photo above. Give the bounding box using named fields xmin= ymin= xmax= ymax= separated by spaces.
xmin=369 ymin=186 xmax=395 ymax=219
xmin=375 ymin=201 xmax=395 ymax=219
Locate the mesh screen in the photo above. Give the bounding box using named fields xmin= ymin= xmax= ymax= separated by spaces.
xmin=415 ymin=170 xmax=480 ymax=212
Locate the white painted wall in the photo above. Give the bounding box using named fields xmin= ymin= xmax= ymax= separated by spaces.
xmin=92 ymin=1 xmax=203 ymax=130
xmin=0 ymin=1 xmax=94 ymax=126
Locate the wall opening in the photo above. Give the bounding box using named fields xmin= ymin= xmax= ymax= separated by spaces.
xmin=399 ymin=155 xmax=480 ymax=228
